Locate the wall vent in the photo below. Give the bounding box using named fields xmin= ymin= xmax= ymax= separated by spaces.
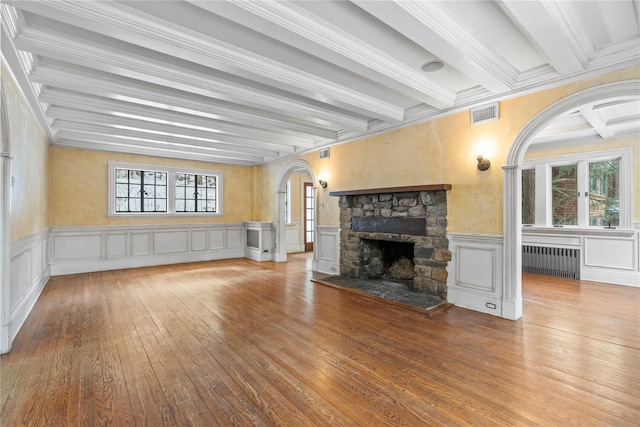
xmin=522 ymin=245 xmax=580 ymax=279
xmin=470 ymin=102 xmax=499 ymax=125
xmin=318 ymin=148 xmax=330 ymax=159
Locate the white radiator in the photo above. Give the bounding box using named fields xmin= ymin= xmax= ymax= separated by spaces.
xmin=522 ymin=245 xmax=580 ymax=279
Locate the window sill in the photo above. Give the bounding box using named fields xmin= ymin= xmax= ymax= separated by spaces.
xmin=521 ymin=226 xmax=635 ymax=238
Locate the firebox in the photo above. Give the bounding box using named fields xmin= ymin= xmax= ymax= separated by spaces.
xmin=360 ymin=239 xmax=415 ymax=280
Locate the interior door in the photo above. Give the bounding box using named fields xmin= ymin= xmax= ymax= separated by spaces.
xmin=304 ymin=182 xmax=315 ymax=252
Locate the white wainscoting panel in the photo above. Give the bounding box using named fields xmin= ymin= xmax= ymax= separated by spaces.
xmin=191 ymin=230 xmax=207 ymax=251
xmin=584 ymin=237 xmax=635 ymax=270
xmin=523 ymin=229 xmax=639 ymax=287
xmin=285 ymin=222 xmax=303 ymax=253
xmin=315 ymin=226 xmax=340 ymax=274
xmin=50 ymin=223 xmax=245 ymax=275
xmin=244 ymin=221 xmax=274 ymax=261
xmin=53 ymin=233 xmax=102 ymax=262
xmin=132 ymin=232 xmax=151 ymax=256
xmin=447 ymin=233 xmax=504 ymax=317
xmin=8 ymin=229 xmax=50 ymax=347
xmin=154 ymin=230 xmax=189 ymax=254
xmin=226 ymin=228 xmax=243 ymax=250
xmin=107 ymin=233 xmax=127 ymax=258
xmin=210 ymin=229 xmax=224 ymax=250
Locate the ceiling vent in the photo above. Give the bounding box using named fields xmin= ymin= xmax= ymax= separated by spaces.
xmin=318 ymin=148 xmax=330 ymax=159
xmin=470 ymin=102 xmax=499 ymax=125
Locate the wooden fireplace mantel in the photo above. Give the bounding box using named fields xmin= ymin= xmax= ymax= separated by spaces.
xmin=329 ymin=184 xmax=452 ymax=197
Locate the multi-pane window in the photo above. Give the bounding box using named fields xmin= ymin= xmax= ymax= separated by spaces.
xmin=588 ymin=160 xmax=619 ymax=227
xmin=285 ymin=179 xmax=292 ymax=223
xmin=521 ymin=149 xmax=629 ymax=229
xmin=115 ymin=169 xmax=167 ymax=213
xmin=551 ymin=164 xmax=578 ymax=226
xmin=109 ymin=162 xmax=223 ymax=217
xmin=175 ymin=173 xmax=218 ymax=213
xmin=521 ymin=168 xmax=535 ymax=225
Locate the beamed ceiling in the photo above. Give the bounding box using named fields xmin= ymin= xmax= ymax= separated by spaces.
xmin=2 ymin=1 xmax=639 ymax=165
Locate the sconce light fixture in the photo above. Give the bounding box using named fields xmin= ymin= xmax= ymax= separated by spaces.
xmin=318 ymin=179 xmax=328 ymax=188
xmin=476 ymin=155 xmax=491 ymax=171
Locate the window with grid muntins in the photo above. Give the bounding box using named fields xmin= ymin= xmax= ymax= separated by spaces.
xmin=175 ymin=173 xmax=218 ymax=213
xmin=115 ymin=168 xmax=167 ymax=213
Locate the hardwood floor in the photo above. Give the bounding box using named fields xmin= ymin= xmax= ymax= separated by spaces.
xmin=1 ymin=253 xmax=638 ymax=426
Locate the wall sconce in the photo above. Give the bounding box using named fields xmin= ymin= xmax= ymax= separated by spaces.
xmin=476 ymin=155 xmax=491 ymax=171
xmin=318 ymin=179 xmax=328 ymax=188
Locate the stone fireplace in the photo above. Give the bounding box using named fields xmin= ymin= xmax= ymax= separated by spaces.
xmin=330 ymin=185 xmax=452 ymax=300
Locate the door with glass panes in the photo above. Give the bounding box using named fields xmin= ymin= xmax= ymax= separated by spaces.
xmin=304 ymin=182 xmax=315 ymax=252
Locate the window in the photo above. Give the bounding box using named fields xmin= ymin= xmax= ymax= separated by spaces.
xmin=115 ymin=169 xmax=167 ymax=213
xmin=175 ymin=173 xmax=218 ymax=213
xmin=521 ymin=168 xmax=535 ymax=225
xmin=522 ymin=148 xmax=631 ymax=229
xmin=109 ymin=162 xmax=223 ymax=217
xmin=285 ymin=179 xmax=292 ymax=223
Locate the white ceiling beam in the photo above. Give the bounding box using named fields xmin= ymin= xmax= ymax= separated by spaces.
xmin=46 ymin=107 xmax=300 ymax=154
xmin=7 ymin=0 xmax=405 ymax=123
xmin=579 ymin=106 xmax=617 ymax=139
xmin=32 ymin=67 xmax=338 ymax=141
xmin=14 ymin=24 xmax=363 ymax=134
xmin=39 ymin=87 xmax=335 ymax=142
xmin=54 ymin=129 xmax=269 ymax=164
xmin=52 ymin=125 xmax=277 ymax=160
xmin=352 ymin=0 xmax=511 ymax=94
xmin=54 ymin=137 xmax=259 ymax=166
xmin=390 ymin=0 xmax=519 ymax=89
xmin=197 ymin=0 xmax=456 ymax=110
xmin=499 ymin=1 xmax=586 ymax=74
xmin=38 ymin=89 xmax=317 ymax=148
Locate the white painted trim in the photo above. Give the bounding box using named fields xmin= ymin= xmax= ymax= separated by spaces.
xmin=244 ymin=221 xmax=274 ymax=262
xmin=108 ymin=161 xmax=224 ymax=218
xmin=7 ymin=229 xmax=50 ymax=352
xmin=315 ymin=226 xmax=340 ymax=274
xmin=503 ymin=80 xmax=640 ymax=321
xmin=49 ymin=223 xmax=245 ymax=275
xmin=447 ymin=233 xmax=506 ymax=318
xmin=0 ymin=75 xmax=12 ymax=353
xmin=274 ymin=160 xmax=318 ymax=264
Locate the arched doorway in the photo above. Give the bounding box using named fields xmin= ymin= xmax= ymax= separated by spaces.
xmin=274 ymin=160 xmax=318 ymax=263
xmin=502 ymin=80 xmax=640 ymax=320
xmin=1 ymin=81 xmax=14 ymax=353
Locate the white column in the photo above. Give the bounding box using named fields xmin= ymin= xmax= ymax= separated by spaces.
xmin=502 ymin=164 xmax=523 ymax=320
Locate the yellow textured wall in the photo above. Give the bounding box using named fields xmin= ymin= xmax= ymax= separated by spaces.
xmin=48 ymin=147 xmax=254 ymax=227
xmin=2 ymin=62 xmax=49 ymax=241
xmin=524 ymin=136 xmax=640 ymax=222
xmin=256 ymin=66 xmax=640 ymax=235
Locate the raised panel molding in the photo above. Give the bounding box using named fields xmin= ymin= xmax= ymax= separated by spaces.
xmin=447 ymin=233 xmax=504 ymax=317
xmin=8 ymin=229 xmax=51 ymax=352
xmin=50 ymin=223 xmax=245 ymax=275
xmin=107 ymin=233 xmax=128 ymax=258
xmin=314 ymin=226 xmax=340 ymax=274
xmin=154 ymin=230 xmax=189 ymax=254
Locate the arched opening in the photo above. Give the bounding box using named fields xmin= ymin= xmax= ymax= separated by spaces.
xmin=1 ymin=81 xmax=14 ymax=353
xmin=274 ymin=160 xmax=318 ymax=264
xmin=502 ymin=80 xmax=640 ymax=320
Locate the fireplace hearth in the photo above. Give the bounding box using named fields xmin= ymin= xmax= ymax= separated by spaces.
xmin=330 ymin=185 xmax=452 ymax=300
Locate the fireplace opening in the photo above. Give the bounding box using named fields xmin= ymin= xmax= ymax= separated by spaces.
xmin=360 ymin=239 xmax=415 ymax=281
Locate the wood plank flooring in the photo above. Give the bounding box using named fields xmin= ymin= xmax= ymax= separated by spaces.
xmin=1 ymin=253 xmax=638 ymax=426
